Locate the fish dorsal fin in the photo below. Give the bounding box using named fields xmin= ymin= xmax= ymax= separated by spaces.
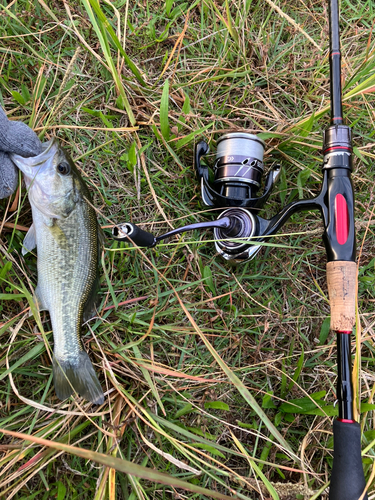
xmin=82 ymin=273 xmax=100 ymax=323
xmin=98 ymin=226 xmax=105 ymax=246
xmin=22 ymin=224 xmax=37 ymax=256
xmin=83 ymin=223 xmax=103 ymax=323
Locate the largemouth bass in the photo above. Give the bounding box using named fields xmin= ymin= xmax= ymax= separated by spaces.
xmin=11 ymin=139 xmax=104 ymax=405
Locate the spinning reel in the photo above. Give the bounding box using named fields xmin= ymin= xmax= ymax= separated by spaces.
xmin=113 ymin=132 xmax=281 ymax=262
xmin=112 ymin=127 xmax=353 ymax=266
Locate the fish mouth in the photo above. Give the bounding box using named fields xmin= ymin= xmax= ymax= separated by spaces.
xmin=10 ymin=138 xmax=57 ymax=177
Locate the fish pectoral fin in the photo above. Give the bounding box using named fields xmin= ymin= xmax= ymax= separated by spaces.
xmin=22 ymin=223 xmax=37 ymax=256
xmin=53 ymin=351 xmax=104 ymax=405
xmin=47 ymin=222 xmax=68 ymax=248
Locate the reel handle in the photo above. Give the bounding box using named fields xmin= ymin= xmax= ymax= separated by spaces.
xmin=112 ymin=217 xmax=244 ymax=248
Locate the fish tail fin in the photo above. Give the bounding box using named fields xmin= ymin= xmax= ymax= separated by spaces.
xmin=53 ymin=351 xmax=104 ymax=405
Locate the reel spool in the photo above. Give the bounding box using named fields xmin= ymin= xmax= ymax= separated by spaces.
xmin=195 ymin=132 xmax=280 ymax=209
xmin=213 ymin=133 xmax=265 ymax=200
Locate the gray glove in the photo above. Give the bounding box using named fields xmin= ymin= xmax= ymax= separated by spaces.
xmin=0 ymin=107 xmax=43 ymax=199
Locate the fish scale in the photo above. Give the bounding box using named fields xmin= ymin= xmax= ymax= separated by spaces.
xmin=11 ymin=139 xmax=104 ymax=404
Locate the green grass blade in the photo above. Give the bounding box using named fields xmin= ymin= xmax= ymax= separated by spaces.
xmin=160 ymin=79 xmax=170 ymax=141
xmin=0 ymin=428 xmax=240 ymax=500
xmin=0 ymin=343 xmax=45 ymax=382
xmin=231 ymin=432 xmax=280 ymax=500
xmin=171 ymin=291 xmax=298 ymax=460
xmin=132 ymin=345 xmax=166 ymax=416
xmin=175 ymin=122 xmax=213 ymax=149
xmin=87 ymin=0 xmax=147 ymax=87
xmin=80 ymin=0 xmax=136 ymax=125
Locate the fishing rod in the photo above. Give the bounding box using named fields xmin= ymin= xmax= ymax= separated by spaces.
xmin=320 ymin=1 xmax=368 ymax=498
xmin=113 ymin=1 xmax=368 ymax=497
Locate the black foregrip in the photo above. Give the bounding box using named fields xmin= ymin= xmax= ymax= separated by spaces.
xmin=330 ymin=420 xmax=368 ymax=500
xmin=112 ymin=223 xmax=156 ymax=247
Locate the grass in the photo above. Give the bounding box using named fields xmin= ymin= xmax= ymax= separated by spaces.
xmin=0 ymin=0 xmax=375 ymax=498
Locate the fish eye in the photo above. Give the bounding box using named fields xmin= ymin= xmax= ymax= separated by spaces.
xmin=57 ymin=162 xmax=71 ymax=176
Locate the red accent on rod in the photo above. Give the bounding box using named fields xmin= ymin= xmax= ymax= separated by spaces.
xmin=337 ymin=418 xmax=356 ymax=424
xmin=324 ymin=146 xmax=351 ymax=152
xmin=337 ymin=330 xmax=352 ymax=334
xmin=335 ymin=194 xmax=349 ymax=245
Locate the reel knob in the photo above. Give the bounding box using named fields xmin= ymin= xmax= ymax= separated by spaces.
xmin=112 ymin=223 xmax=156 ymax=247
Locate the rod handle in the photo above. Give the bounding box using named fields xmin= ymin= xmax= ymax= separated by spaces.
xmin=326 ymin=261 xmax=357 ymax=331
xmin=330 ymin=420 xmax=368 ymax=500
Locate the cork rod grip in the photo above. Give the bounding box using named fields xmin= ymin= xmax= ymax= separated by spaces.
xmin=326 ymin=261 xmax=357 ymax=331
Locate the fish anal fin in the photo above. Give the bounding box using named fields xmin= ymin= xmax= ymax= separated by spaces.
xmin=22 ymin=223 xmax=36 ymax=256
xmin=53 ymin=351 xmax=104 ymax=405
xmin=28 ymin=285 xmax=48 ymax=318
xmin=35 ymin=285 xmax=48 ymax=312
